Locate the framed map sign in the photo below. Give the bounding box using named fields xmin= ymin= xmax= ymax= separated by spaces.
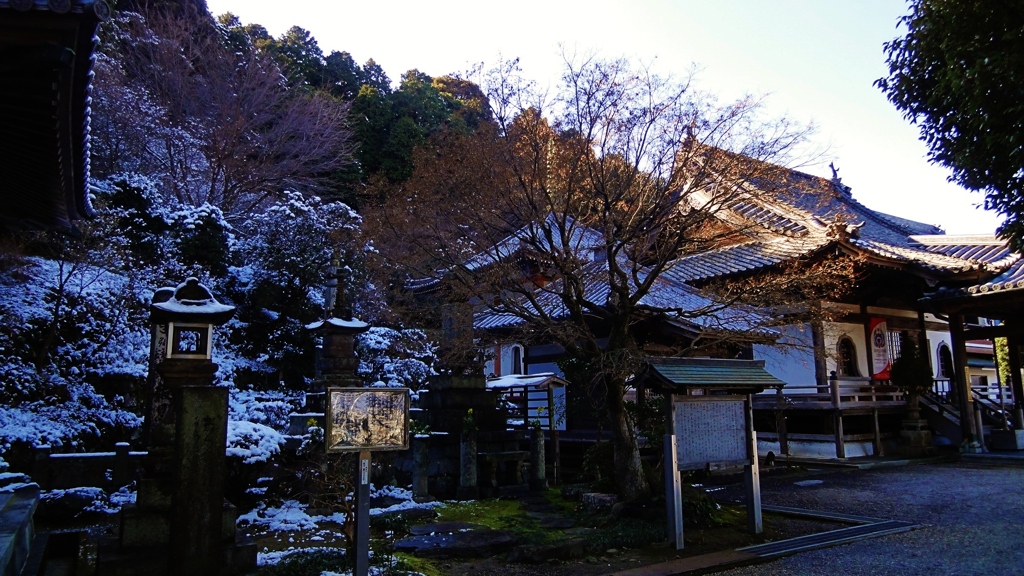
xmin=326 ymin=388 xmax=410 ymax=453
xmin=673 ymin=395 xmax=751 ymax=470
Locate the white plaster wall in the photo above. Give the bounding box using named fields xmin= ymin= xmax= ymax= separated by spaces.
xmin=823 ymin=322 xmax=869 ymax=377
xmin=753 ymin=323 xmax=816 ymax=387
xmin=756 ymin=439 xmax=874 ymax=459
xmin=526 ymin=362 xmax=562 ymax=376
xmin=483 ymin=343 xmax=523 ymax=377
xmin=926 ymin=329 xmax=953 ymax=379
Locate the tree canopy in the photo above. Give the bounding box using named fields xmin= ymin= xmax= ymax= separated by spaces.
xmin=877 ymin=0 xmax=1024 ymax=248
xmin=371 ymin=56 xmax=852 ymax=500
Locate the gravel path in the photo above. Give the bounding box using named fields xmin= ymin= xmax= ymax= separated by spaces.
xmin=712 ymin=462 xmax=1024 ymax=576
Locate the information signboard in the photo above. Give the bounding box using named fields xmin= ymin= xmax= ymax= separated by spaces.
xmin=326 ymin=388 xmax=410 ymax=453
xmin=674 ymin=395 xmax=750 ymax=470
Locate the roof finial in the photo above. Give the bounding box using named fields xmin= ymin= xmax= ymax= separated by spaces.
xmin=829 ymin=162 xmax=841 ymax=182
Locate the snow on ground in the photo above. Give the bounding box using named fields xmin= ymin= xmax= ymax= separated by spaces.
xmin=257 ymin=546 xmax=344 ymax=567
xmin=238 ymin=485 xmax=442 ymax=533
xmin=40 ymin=483 xmax=138 ymax=514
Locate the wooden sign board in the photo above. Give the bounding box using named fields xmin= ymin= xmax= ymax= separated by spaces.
xmin=673 ymin=395 xmax=751 ymax=470
xmin=326 ymin=388 xmax=410 ymax=453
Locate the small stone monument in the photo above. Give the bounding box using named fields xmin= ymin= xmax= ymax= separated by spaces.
xmin=288 ymin=254 xmax=368 ymax=437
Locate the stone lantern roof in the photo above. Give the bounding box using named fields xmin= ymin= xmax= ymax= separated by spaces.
xmin=150 ymin=277 xmax=236 ymax=325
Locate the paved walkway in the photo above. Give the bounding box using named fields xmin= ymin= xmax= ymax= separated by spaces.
xmin=709 ymin=461 xmax=1024 ymax=576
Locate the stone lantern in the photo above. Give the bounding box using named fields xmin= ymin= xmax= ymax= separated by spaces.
xmin=114 ymin=278 xmax=254 ymax=575
xmin=304 ymin=257 xmax=370 ymax=402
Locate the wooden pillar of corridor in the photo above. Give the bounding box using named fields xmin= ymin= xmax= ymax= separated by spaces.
xmin=1003 ymin=321 xmax=1024 ymax=428
xmin=948 ymin=313 xmax=978 ymax=448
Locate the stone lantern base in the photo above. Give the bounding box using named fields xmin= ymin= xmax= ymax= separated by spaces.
xmin=900 ymin=418 xmax=934 ymax=457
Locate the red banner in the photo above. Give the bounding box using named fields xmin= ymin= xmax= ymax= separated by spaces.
xmin=868 ymin=317 xmax=891 ymax=380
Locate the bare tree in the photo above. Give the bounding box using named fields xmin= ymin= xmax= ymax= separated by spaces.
xmin=93 ymin=9 xmax=355 ymax=215
xmin=372 ymin=55 xmax=852 ymax=500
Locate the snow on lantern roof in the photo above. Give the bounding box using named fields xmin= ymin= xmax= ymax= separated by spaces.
xmin=304 ymin=317 xmax=370 ymax=333
xmin=150 ymin=277 xmax=236 ymax=324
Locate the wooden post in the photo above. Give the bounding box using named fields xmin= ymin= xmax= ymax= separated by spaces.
xmin=949 ymin=313 xmax=978 ymax=448
xmin=861 ymin=306 xmax=876 ymax=379
xmin=872 ymin=409 xmax=884 ymax=457
xmin=354 ymin=450 xmax=371 ymax=576
xmin=812 ymin=317 xmax=829 ymax=393
xmin=1006 ymin=330 xmax=1024 ymax=428
xmin=744 ymin=395 xmax=762 ymax=534
xmin=664 ymin=396 xmax=684 ymax=550
xmin=776 ymin=386 xmax=789 ymax=457
xmin=975 ymin=405 xmax=988 ymax=453
xmin=830 ymin=372 xmax=846 ymax=459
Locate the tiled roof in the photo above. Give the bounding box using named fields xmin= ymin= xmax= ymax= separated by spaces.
xmin=474 ymin=258 xmax=770 ymax=334
xmin=909 ymin=235 xmax=1017 ymax=267
xmin=463 ymin=214 xmax=602 ymax=272
xmin=924 ymin=258 xmax=1024 ymax=301
xmin=689 ymin=170 xmax=1015 ymax=280
xmin=726 ymin=199 xmax=808 ymax=236
xmin=847 ymin=238 xmax=983 ymax=272
xmin=663 ymin=237 xmax=828 ymax=283
xmin=646 ymin=357 xmax=786 ymax=390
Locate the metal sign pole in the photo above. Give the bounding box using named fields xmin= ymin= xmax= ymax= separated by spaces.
xmin=354 ymin=450 xmax=371 ymax=576
xmin=664 ymin=395 xmax=684 ymax=549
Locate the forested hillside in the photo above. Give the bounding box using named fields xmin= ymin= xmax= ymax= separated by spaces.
xmin=0 ymin=1 xmax=446 ymax=466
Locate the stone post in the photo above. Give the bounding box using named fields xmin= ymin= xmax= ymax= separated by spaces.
xmin=112 ymin=442 xmax=130 ymax=489
xmin=457 ymin=431 xmax=478 ymax=500
xmin=529 ymin=428 xmax=546 ymax=491
xmin=32 ymin=445 xmax=51 ymax=490
xmin=412 ymin=435 xmax=430 ymax=499
xmin=158 ymin=360 xmax=226 ymax=575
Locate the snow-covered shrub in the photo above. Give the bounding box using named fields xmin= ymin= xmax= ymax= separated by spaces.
xmin=229 ymin=388 xmax=301 ymax=431
xmin=0 ymin=252 xmax=144 ymax=457
xmin=0 ymin=381 xmax=141 ymax=453
xmin=169 ymin=203 xmax=234 ymax=278
xmin=226 ymin=421 xmax=286 ymax=465
xmin=226 ymin=192 xmax=364 ymax=388
xmin=357 ymin=327 xmax=437 ymax=396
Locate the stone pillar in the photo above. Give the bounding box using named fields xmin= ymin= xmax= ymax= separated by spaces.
xmin=529 ymin=428 xmax=546 ymax=491
xmin=412 ymin=435 xmax=430 ymax=499
xmin=156 ymin=359 xmax=227 ymax=575
xmin=457 ymin=432 xmax=478 ymax=500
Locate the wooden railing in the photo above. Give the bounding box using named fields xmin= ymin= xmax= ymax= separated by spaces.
xmin=755 ymin=376 xmax=904 ymax=410
xmin=932 ymin=378 xmax=953 ymax=401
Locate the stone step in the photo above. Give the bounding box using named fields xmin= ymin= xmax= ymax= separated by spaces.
xmin=0 ymin=485 xmax=39 ymax=576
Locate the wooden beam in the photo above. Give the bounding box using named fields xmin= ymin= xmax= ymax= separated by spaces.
xmin=963 ymin=324 xmax=1024 ymax=340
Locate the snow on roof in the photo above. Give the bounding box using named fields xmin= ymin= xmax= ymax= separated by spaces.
xmin=304 ymin=317 xmax=370 ymax=331
xmin=486 ymin=373 xmax=566 ymax=390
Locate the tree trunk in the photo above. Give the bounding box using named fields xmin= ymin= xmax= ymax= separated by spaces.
xmin=606 ymin=379 xmax=650 ymax=501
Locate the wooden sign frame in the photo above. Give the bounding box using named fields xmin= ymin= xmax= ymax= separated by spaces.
xmin=325 ymin=387 xmax=410 ymax=453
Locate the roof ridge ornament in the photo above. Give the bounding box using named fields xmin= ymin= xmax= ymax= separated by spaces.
xmin=825 ymin=214 xmax=865 ymax=241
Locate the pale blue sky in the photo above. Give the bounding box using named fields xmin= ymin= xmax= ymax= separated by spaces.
xmin=206 ymin=0 xmax=1004 ymax=235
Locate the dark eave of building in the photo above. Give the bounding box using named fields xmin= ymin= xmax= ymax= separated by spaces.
xmin=0 ymin=0 xmax=111 ymax=230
